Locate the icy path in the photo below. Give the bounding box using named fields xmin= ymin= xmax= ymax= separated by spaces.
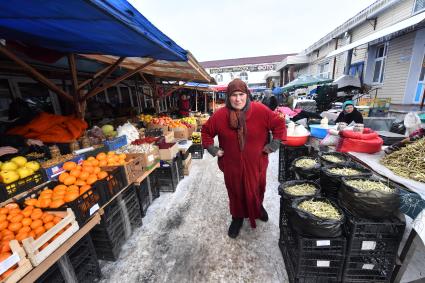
xmin=100 ymin=151 xmax=288 ymax=283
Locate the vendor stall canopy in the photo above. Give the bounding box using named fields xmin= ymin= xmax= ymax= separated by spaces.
xmin=273 ymin=75 xmax=332 ymax=95
xmin=0 ymin=0 xmax=188 ymax=61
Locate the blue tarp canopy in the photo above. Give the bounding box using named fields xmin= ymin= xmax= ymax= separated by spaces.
xmin=0 ymin=0 xmax=188 ymax=61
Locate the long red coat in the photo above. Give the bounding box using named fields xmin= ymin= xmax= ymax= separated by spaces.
xmin=201 ymin=102 xmax=286 ymax=228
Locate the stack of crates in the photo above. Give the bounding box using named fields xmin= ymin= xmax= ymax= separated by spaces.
xmin=90 ymin=199 xmax=126 ymax=261
xmin=136 ymin=178 xmax=151 ymax=217
xmin=121 ymin=185 xmax=143 ymax=228
xmin=147 ymin=174 xmax=160 ymax=202
xmin=278 ymin=144 xmax=309 ymax=183
xmin=279 ymin=199 xmax=346 ymax=282
xmin=342 ymin=211 xmax=405 ymax=283
xmin=36 ymin=235 xmax=101 ymax=282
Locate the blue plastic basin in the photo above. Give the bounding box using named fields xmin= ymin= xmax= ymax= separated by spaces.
xmin=309 ymin=125 xmax=335 ymax=139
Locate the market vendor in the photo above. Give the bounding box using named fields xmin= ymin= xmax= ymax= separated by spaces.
xmin=335 ymin=100 xmax=363 ymax=124
xmin=0 ymin=135 xmax=44 ymax=160
xmin=201 ymin=78 xmax=286 ymax=238
xmin=178 ymin=94 xmax=191 ymax=117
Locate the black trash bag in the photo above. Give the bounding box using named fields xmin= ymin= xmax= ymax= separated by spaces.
xmin=390 ymin=120 xmax=406 ymax=135
xmin=279 ymin=180 xmax=321 ymax=218
xmin=319 ymin=151 xmax=350 ymax=167
xmin=320 ymin=162 xmax=372 ymax=200
xmin=290 ymin=157 xmax=321 ymax=180
xmin=290 ymin=197 xmax=345 ymax=238
xmin=339 ymin=177 xmax=400 ymax=219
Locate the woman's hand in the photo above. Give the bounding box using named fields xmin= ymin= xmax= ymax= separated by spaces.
xmin=0 ymin=146 xmax=18 ymax=156
xmin=216 ymin=149 xmax=224 ymax=157
xmin=26 ymin=139 xmax=44 ymax=146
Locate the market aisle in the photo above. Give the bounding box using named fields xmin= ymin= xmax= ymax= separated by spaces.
xmin=100 ymin=151 xmax=288 ymax=283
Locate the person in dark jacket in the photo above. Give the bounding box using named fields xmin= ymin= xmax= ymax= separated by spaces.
xmin=335 ymin=100 xmax=363 ymax=124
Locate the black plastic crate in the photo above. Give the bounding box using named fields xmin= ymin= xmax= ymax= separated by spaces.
xmin=147 ymin=174 xmax=160 ymax=201
xmin=342 ymin=254 xmax=396 ymax=283
xmin=344 ymin=211 xmax=405 ymax=256
xmin=154 ymin=160 xmax=180 ymax=192
xmin=189 ymin=144 xmax=204 ymax=159
xmin=91 ymin=233 xmax=125 ymax=261
xmin=101 ymin=166 xmax=128 ymax=201
xmin=281 ymin=225 xmax=345 ymax=281
xmin=36 ymin=235 xmax=101 ymax=283
xmin=278 ymin=144 xmax=309 ymax=182
xmin=0 ymin=169 xmax=47 ymax=202
xmin=136 ymin=179 xmax=151 ymax=217
xmin=175 ymin=152 xmax=184 ymax=179
xmin=279 ymin=198 xmax=289 ymax=228
xmin=17 ymin=180 xmax=102 ymax=226
xmin=120 ymin=187 xmax=143 ymax=228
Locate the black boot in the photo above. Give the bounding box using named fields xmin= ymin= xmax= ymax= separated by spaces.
xmin=228 ymin=217 xmax=243 ymax=238
xmin=259 ymin=205 xmax=268 ymax=222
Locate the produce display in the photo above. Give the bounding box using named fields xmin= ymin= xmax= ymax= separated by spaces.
xmin=284 ymin=184 xmax=317 ymax=196
xmin=41 ymin=154 xmax=76 ymax=168
xmin=117 ymin=122 xmax=140 ymax=143
xmin=101 ymin=124 xmax=117 ymax=139
xmin=117 ymin=144 xmax=158 ymax=154
xmin=0 ymin=157 xmax=40 ymax=184
xmin=22 ymin=153 xmax=116 ymax=208
xmin=294 ymin=158 xmax=317 ymax=168
xmin=381 ymin=138 xmax=425 ymax=182
xmin=345 ymin=179 xmax=394 ymax=193
xmin=87 ymin=126 xmax=106 ymax=145
xmin=327 ymin=167 xmax=361 ymax=176
xmin=181 ymin=117 xmax=197 ymax=126
xmin=131 ymin=137 xmax=159 ymax=145
xmin=321 ymin=154 xmax=345 ymax=164
xmin=191 ymin=132 xmax=201 ymax=144
xmin=298 ymin=199 xmax=342 ymax=220
xmin=139 ymin=114 xmax=153 ymax=124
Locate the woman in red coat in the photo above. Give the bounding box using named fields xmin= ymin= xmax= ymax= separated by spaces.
xmin=201 ymin=79 xmax=286 ymax=238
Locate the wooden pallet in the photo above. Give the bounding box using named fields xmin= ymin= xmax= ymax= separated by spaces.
xmin=22 ymin=208 xmax=79 ymax=266
xmin=0 ymin=240 xmax=32 ymax=283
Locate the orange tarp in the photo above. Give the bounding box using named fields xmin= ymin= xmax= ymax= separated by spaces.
xmin=7 ymin=112 xmax=88 ymax=143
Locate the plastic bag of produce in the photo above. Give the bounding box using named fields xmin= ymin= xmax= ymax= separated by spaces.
xmin=278 ymin=180 xmax=321 ymax=217
xmin=290 ymin=197 xmax=345 ymax=237
xmin=404 ymin=112 xmax=421 ymax=136
xmin=320 ymin=162 xmax=372 ymax=200
xmin=339 ymin=177 xmax=400 ymax=219
xmin=290 ymin=157 xmax=321 ymax=180
xmin=320 ymin=132 xmax=340 ymax=146
xmin=319 ymin=151 xmax=349 ymax=167
xmin=390 ymin=120 xmax=406 ymax=135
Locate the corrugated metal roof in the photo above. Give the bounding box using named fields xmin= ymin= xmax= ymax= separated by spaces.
xmin=200 ymin=54 xmax=294 ymax=68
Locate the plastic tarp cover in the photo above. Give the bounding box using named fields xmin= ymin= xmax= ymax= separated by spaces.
xmin=0 ymin=0 xmax=187 ymax=60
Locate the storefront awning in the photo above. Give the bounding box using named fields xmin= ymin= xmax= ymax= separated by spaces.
xmin=327 ymin=11 xmax=425 ymax=58
xmin=0 ymin=0 xmax=187 ymax=61
xmin=276 ymin=55 xmax=308 ymax=71
xmin=82 ymin=52 xmax=214 ymax=83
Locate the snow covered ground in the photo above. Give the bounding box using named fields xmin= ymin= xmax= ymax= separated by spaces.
xmin=99 ymin=151 xmax=288 ymax=283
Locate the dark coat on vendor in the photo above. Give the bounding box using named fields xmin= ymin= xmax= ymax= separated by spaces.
xmin=335 ymin=100 xmax=364 ymax=125
xmin=201 ymin=79 xmax=286 ymax=237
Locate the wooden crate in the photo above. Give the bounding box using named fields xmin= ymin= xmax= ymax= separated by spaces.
xmin=0 ymin=240 xmax=32 ymax=283
xmin=22 ymin=209 xmax=79 ymax=267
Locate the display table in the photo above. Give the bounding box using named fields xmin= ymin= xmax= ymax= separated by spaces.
xmin=346 ymin=151 xmax=425 ymax=283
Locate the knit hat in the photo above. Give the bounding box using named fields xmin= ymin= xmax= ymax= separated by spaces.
xmin=343 ymin=100 xmax=354 ymax=110
xmin=227 ymin=79 xmax=250 ymax=96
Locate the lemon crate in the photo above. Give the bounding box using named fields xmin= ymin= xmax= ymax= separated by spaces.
xmin=22 ymin=208 xmax=79 ymax=266
xmin=0 ymin=170 xmax=47 ymax=202
xmin=0 ymin=240 xmax=32 ymax=283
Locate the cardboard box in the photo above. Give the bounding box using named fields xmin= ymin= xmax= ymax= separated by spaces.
xmin=173 ymin=127 xmax=189 ymax=140
xmin=183 ymin=153 xmax=192 ymax=167
xmin=148 ymin=123 xmax=169 ymax=132
xmin=187 ymin=126 xmax=195 ymax=137
xmin=159 ymin=143 xmax=179 ymax=161
xmin=140 ymin=147 xmax=160 ymax=168
xmin=163 ymin=131 xmax=175 ymax=143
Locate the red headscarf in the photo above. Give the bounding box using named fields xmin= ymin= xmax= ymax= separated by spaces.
xmin=226 ymin=79 xmax=250 ymax=151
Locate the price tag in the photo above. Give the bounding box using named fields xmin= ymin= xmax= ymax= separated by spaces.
xmin=148 ymin=155 xmax=154 ymax=162
xmin=362 ymin=264 xmax=375 ymax=270
xmin=316 ymin=261 xmax=330 ymax=267
xmin=0 ymin=252 xmax=20 ymax=274
xmin=361 ymin=241 xmax=377 ymax=250
xmin=90 ymin=203 xmax=100 ymax=216
xmin=316 ymin=240 xmax=331 ymax=246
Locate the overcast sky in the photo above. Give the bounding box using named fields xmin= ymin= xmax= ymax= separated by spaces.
xmin=129 ymin=0 xmax=377 ymax=62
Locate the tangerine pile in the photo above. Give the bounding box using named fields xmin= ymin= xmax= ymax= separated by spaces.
xmin=0 ymin=203 xmax=67 ymax=280
xmin=23 ymin=154 xmax=118 ymax=209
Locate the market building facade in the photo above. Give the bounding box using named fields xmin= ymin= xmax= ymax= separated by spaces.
xmin=201 ymin=54 xmax=293 ymax=89
xmin=277 ymin=0 xmax=425 ymax=106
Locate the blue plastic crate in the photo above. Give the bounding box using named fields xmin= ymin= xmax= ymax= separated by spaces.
xmin=104 ymin=135 xmax=128 ymax=151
